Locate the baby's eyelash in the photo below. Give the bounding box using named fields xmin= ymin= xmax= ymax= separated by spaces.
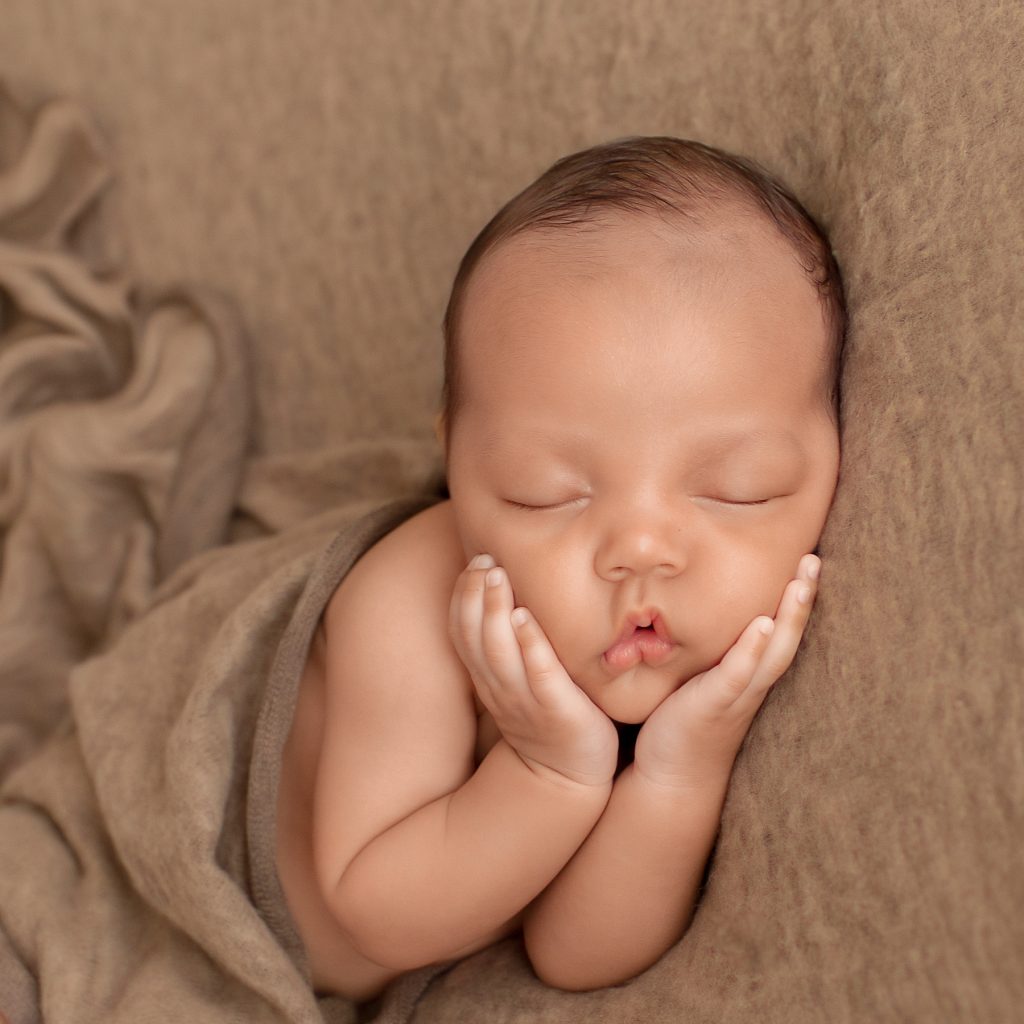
xmin=506 ymin=496 xmax=777 ymax=512
xmin=506 ymin=500 xmax=570 ymax=512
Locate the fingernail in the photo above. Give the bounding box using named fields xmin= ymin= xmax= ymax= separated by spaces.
xmin=511 ymin=607 xmax=529 ymax=627
xmin=797 ymin=584 xmax=812 ymax=604
xmin=486 ymin=567 xmax=503 ymax=588
xmin=807 ymin=557 xmax=820 ymax=580
xmin=758 ymin=617 xmax=775 ymax=635
xmin=472 ymin=553 xmax=495 ymax=569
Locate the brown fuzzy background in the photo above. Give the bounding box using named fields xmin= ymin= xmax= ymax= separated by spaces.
xmin=1 ymin=1 xmax=1021 ymax=1021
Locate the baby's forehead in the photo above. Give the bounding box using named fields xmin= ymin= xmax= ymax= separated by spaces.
xmin=463 ymin=228 xmax=803 ymax=363
xmin=459 ymin=209 xmax=830 ymax=420
xmin=475 ymin=208 xmax=794 ymax=298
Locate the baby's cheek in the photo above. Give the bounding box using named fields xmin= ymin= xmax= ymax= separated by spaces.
xmin=698 ymin=556 xmax=786 ymax=648
xmin=511 ymin=568 xmax=592 ymax=664
xmin=504 ymin=545 xmax=579 ymax=609
xmin=731 ymin=565 xmax=793 ymax=631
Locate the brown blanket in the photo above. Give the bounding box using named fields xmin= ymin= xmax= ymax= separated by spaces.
xmin=4 ymin=6 xmax=1024 ymax=1014
xmin=0 ymin=82 xmax=448 ymax=1023
xmin=0 ymin=75 xmax=266 ymax=777
xmin=0 ymin=491 xmax=452 ymax=1024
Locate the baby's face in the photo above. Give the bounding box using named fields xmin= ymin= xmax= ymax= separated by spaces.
xmin=444 ymin=214 xmax=840 ymax=724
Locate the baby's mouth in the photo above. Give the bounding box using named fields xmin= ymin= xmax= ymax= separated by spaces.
xmin=603 ymin=617 xmax=677 ymax=671
xmin=608 ymin=611 xmax=674 ymax=648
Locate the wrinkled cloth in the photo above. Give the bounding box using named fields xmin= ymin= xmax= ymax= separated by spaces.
xmin=4 ymin=0 xmax=1024 ymax=1015
xmin=0 ymin=80 xmax=449 ymax=1023
xmin=0 ymin=76 xmax=252 ymax=779
xmin=0 ymin=490 xmax=450 ymax=1024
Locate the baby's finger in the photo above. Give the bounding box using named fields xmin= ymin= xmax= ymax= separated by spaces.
xmin=709 ymin=615 xmax=777 ymax=707
xmin=509 ymin=607 xmax=575 ymax=708
xmin=480 ymin=567 xmax=529 ymax=690
xmin=747 ymin=564 xmax=820 ymax=695
xmin=448 ymin=555 xmax=496 ymax=685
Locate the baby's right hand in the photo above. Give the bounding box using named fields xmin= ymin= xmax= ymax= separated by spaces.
xmin=449 ymin=554 xmax=618 ymax=789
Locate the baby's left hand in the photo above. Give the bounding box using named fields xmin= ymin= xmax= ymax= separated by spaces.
xmin=633 ymin=554 xmax=821 ymax=790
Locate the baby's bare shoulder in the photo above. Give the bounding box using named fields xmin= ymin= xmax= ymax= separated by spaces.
xmin=319 ymin=497 xmax=474 ymax=736
xmin=324 ymin=498 xmax=464 ymax=633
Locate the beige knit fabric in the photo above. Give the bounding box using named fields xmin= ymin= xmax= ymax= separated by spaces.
xmin=0 ymin=1 xmax=1021 ymax=1021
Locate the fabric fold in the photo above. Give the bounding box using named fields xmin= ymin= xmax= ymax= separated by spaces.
xmin=0 ymin=78 xmax=452 ymax=1023
xmin=0 ymin=80 xmax=252 ymax=780
xmin=0 ymin=491 xmax=448 ymax=1023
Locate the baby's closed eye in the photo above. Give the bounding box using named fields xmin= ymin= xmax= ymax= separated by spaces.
xmin=700 ymin=494 xmax=779 ymax=506
xmin=505 ymin=498 xmax=584 ymax=512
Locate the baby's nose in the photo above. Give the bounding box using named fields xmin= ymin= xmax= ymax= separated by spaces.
xmin=594 ymin=508 xmax=687 ymax=581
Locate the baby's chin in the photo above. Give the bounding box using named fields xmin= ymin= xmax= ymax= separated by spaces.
xmin=608 ymin=709 xmax=651 ymax=726
xmin=588 ymin=673 xmax=686 ymax=724
xmin=585 ymin=692 xmax=658 ymax=726
xmin=582 ymin=651 xmax=717 ymax=724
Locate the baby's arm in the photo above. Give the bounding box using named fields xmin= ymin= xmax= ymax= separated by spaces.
xmin=312 ymin=530 xmax=616 ymax=972
xmin=523 ymin=555 xmax=822 ymax=991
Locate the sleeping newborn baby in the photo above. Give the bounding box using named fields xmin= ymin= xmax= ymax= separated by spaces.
xmin=275 ymin=136 xmax=846 ymax=1001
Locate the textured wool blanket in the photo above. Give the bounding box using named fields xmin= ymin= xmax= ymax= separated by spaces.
xmin=0 ymin=82 xmax=448 ymax=1023
xmin=3 ymin=13 xmax=1023 ymax=1015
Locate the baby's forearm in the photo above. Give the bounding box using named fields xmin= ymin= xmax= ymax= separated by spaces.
xmin=329 ymin=738 xmax=611 ymax=971
xmin=522 ymin=762 xmax=732 ymax=991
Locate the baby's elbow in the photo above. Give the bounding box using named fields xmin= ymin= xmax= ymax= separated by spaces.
xmin=328 ymin=886 xmax=423 ymax=971
xmin=353 ymin=933 xmax=434 ymax=973
xmin=338 ymin=917 xmax=412 ymax=972
xmin=525 ymin=938 xmax=630 ymax=993
xmin=327 ymin=873 xmax=455 ymax=972
xmin=528 ymin=954 xmax=617 ymax=993
xmin=529 ymin=959 xmax=601 ymax=993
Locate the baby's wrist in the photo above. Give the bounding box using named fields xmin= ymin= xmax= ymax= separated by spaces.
xmin=517 ymin=750 xmax=616 ymax=793
xmin=630 ymin=747 xmax=738 ymax=795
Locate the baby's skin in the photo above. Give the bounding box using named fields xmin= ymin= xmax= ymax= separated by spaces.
xmin=276 ymin=208 xmax=840 ymax=999
xmin=449 ymin=549 xmax=820 ymax=988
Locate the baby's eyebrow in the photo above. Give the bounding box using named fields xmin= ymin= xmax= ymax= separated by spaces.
xmin=478 ymin=426 xmax=806 ymax=463
xmin=696 ymin=427 xmax=805 ymax=456
xmin=686 ymin=428 xmax=808 ymax=471
xmin=476 ymin=428 xmax=589 ymax=460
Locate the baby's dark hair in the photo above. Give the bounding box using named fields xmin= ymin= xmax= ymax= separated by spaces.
xmin=439 ymin=135 xmax=846 ymax=440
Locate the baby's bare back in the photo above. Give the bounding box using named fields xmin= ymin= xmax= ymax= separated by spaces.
xmin=275 ymin=501 xmax=516 ymax=1001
